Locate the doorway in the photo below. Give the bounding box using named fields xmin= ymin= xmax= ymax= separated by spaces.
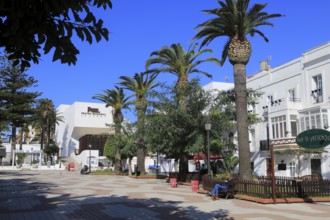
xmin=311 ymin=159 xmax=321 ymax=177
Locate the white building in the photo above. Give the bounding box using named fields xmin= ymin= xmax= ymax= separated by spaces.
xmin=55 ymin=102 xmax=114 ymax=167
xmin=206 ymin=42 xmax=330 ymax=179
xmin=248 ymin=41 xmax=330 ymax=179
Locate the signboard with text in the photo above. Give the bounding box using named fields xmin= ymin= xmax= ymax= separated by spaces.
xmin=296 ymin=129 xmax=330 ymax=149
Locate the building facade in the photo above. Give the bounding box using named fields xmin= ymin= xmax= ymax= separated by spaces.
xmin=55 ymin=102 xmax=114 ymax=166
xmin=247 ymin=42 xmax=330 ymax=179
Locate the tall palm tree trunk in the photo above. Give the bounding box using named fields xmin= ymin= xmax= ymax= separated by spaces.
xmin=40 ymin=127 xmax=45 ymax=150
xmin=47 ymin=119 xmax=51 ymax=144
xmin=233 ymin=63 xmax=252 ymax=180
xmin=114 ymin=113 xmax=123 ymax=172
xmin=136 ymin=105 xmax=146 ymax=174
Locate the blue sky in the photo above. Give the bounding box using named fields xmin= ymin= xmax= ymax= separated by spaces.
xmin=28 ymin=0 xmax=330 ymax=122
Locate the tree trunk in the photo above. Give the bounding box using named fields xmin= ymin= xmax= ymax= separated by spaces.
xmin=114 ymin=145 xmax=122 ymax=171
xmin=233 ymin=63 xmax=252 ymax=180
xmin=128 ymin=156 xmax=133 ymax=176
xmin=47 ymin=119 xmax=51 ymax=144
xmin=136 ymin=141 xmax=145 ymax=174
xmin=178 ymin=146 xmax=189 ymax=182
xmin=136 ymin=104 xmax=146 ymax=175
xmin=10 ymin=124 xmax=17 ymax=165
xmin=19 ymin=127 xmax=23 ymax=150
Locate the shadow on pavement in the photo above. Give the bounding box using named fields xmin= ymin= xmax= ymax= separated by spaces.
xmin=0 ymin=172 xmax=233 ymax=220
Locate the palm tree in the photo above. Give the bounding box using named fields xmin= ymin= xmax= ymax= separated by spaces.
xmin=146 ymin=43 xmax=220 ymax=112
xmin=93 ymin=86 xmax=131 ymax=171
xmin=34 ymin=99 xmax=55 ymax=149
xmin=146 ymin=43 xmax=220 ymax=179
xmin=118 ymin=72 xmax=159 ymax=174
xmin=194 ymin=0 xmax=282 ymax=179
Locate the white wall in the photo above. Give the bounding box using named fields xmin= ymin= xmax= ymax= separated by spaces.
xmin=55 ymin=102 xmax=114 ymax=158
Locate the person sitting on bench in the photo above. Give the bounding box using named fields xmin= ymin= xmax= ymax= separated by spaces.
xmin=209 ymin=176 xmax=235 ymax=200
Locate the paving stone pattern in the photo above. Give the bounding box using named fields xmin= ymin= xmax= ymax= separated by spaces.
xmin=0 ymin=170 xmax=330 ymax=220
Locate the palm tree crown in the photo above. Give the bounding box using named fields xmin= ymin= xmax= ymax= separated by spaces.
xmin=146 ymin=43 xmax=220 ymax=111
xmin=93 ymin=86 xmax=131 ymax=125
xmin=194 ymin=0 xmax=283 ymax=65
xmin=146 ymin=43 xmax=220 ymax=81
xmin=119 ymin=72 xmax=158 ymax=110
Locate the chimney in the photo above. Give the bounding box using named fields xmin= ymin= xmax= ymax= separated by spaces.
xmin=260 ymin=60 xmax=268 ymax=71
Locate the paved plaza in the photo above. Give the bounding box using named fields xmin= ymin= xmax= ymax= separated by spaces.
xmin=0 ymin=170 xmax=330 ymax=220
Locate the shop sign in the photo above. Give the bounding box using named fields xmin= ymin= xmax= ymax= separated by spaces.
xmin=296 ymin=129 xmax=330 ymax=149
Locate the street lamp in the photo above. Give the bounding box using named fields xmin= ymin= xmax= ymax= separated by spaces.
xmin=205 ymin=119 xmax=212 ymax=177
xmin=263 ymin=105 xmax=276 ymax=203
xmin=88 ymin=144 xmax=92 ymax=172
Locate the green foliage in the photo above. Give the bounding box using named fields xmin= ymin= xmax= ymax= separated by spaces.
xmin=103 ymin=133 xmax=134 ymax=161
xmin=43 ymin=143 xmax=59 ymax=157
xmin=120 ymin=122 xmax=138 ymax=158
xmin=119 ymin=72 xmax=159 ymax=173
xmin=0 ymin=54 xmax=41 ymax=128
xmin=146 ymin=43 xmax=220 ymax=112
xmin=16 ymin=152 xmax=27 ymax=165
xmin=0 ymin=0 xmax=112 ymax=71
xmin=211 ymin=88 xmax=263 ymax=128
xmin=32 ymin=98 xmax=63 ymax=148
xmin=214 ymin=172 xmax=232 ymax=180
xmin=145 ymin=79 xmax=212 ymax=158
xmin=93 ymin=86 xmax=132 ymax=133
xmin=194 ymin=0 xmax=283 ymax=65
xmin=104 ymin=136 xmax=116 ymax=160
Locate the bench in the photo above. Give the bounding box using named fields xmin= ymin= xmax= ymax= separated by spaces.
xmin=218 ymin=176 xmax=239 ymax=199
xmin=218 ymin=185 xmax=238 ymax=199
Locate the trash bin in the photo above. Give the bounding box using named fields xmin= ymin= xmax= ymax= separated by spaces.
xmin=170 ymin=178 xmax=177 ymax=188
xmin=191 ymin=180 xmax=199 ymax=192
xmin=68 ymin=162 xmax=75 ymax=172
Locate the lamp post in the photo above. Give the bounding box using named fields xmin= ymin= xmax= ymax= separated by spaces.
xmin=263 ymin=105 xmax=276 ymax=203
xmin=205 ymin=119 xmax=212 ymax=177
xmin=88 ymin=144 xmax=92 ymax=172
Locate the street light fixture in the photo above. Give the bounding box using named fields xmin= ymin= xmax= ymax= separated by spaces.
xmin=205 ymin=119 xmax=212 ymax=177
xmin=88 ymin=144 xmax=92 ymax=173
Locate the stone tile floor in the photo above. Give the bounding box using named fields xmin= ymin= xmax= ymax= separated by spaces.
xmin=0 ymin=170 xmax=330 ymax=220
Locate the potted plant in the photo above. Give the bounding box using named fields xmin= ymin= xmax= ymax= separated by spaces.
xmin=16 ymin=153 xmax=27 ymax=168
xmin=32 ymin=159 xmax=39 ymax=168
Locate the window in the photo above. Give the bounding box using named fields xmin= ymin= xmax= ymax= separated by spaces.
xmin=323 ymin=111 xmax=329 ymax=129
xmin=312 ymin=75 xmax=323 ymax=103
xmin=299 ymin=109 xmax=327 ymax=131
xmin=290 ymin=115 xmax=297 ymax=136
xmin=289 ymin=89 xmax=296 ymax=102
xmin=305 ymin=116 xmax=310 ymax=130
xmin=289 ymin=162 xmax=296 ymax=177
xmin=271 ymin=115 xmax=287 ymax=139
xmin=311 ymin=115 xmax=316 ymax=129
xmin=268 ymin=95 xmax=274 ymax=105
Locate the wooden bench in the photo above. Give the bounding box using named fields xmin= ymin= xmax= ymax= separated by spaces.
xmin=218 ymin=176 xmax=239 ymax=199
xmin=219 ymin=185 xmax=238 ymax=199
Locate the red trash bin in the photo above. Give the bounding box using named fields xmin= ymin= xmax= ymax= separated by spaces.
xmin=170 ymin=178 xmax=177 ymax=188
xmin=68 ymin=162 xmax=75 ymax=172
xmin=191 ymin=180 xmax=199 ymax=192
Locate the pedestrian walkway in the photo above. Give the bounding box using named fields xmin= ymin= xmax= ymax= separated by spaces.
xmin=0 ymin=170 xmax=329 ymax=220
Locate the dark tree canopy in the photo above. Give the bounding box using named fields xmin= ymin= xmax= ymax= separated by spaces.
xmin=0 ymin=0 xmax=112 ymax=71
